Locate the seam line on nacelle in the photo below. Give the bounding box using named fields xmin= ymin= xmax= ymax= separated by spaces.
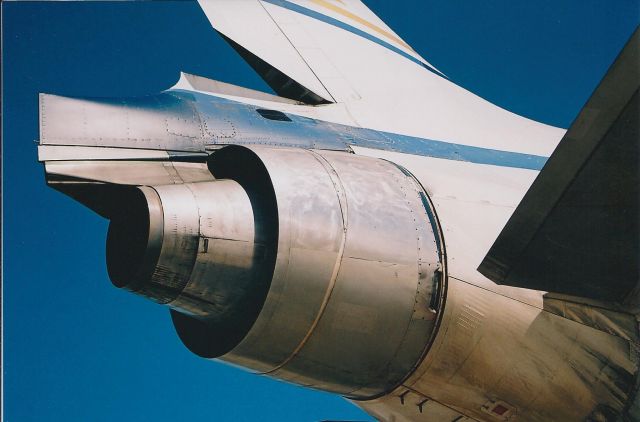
xmin=261 ymin=149 xmax=348 ymax=375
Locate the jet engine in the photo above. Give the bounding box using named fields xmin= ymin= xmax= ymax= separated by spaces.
xmin=105 ymin=145 xmax=446 ymax=399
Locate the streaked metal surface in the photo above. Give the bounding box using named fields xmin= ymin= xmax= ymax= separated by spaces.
xmin=169 ymin=146 xmax=446 ymax=398
xmin=107 ymin=184 xmax=199 ymax=303
xmin=266 ymin=149 xmax=443 ymax=397
xmin=212 ymin=146 xmax=350 ymax=374
xmin=357 ymin=277 xmax=639 ymax=421
xmin=168 ymin=180 xmax=264 ymax=320
xmin=542 ymin=295 xmax=639 ymax=343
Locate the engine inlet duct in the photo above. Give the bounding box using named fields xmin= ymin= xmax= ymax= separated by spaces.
xmin=106 ymin=145 xmax=446 ymax=399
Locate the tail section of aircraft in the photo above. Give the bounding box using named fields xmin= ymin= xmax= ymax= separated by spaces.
xmin=35 ymin=1 xmax=639 ymax=421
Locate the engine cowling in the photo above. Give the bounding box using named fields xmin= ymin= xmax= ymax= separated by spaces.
xmin=106 ymin=145 xmax=446 ymax=399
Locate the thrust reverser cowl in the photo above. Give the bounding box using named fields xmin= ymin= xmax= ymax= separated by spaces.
xmin=106 ymin=145 xmax=446 ymax=399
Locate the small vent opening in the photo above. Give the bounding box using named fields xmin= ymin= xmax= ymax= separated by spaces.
xmin=256 ymin=109 xmax=292 ymax=122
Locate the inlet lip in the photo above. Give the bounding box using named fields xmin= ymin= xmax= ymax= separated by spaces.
xmin=106 ymin=186 xmax=164 ymax=291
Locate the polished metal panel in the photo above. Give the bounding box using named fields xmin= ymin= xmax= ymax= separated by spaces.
xmin=216 ymin=147 xmax=348 ymax=372
xmin=145 ymin=184 xmax=200 ymax=304
xmin=40 ymin=93 xmax=205 ymax=152
xmin=263 ymin=149 xmax=442 ymax=397
xmin=167 ymin=146 xmax=447 ymax=399
xmin=168 ymin=180 xmax=262 ymax=319
xmin=106 ymin=179 xmax=268 ymax=322
xmin=107 ymin=184 xmax=200 ymax=303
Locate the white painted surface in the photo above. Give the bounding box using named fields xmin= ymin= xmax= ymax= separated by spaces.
xmin=198 ymin=0 xmax=566 ymax=155
xmin=198 ymin=0 xmax=334 ymax=101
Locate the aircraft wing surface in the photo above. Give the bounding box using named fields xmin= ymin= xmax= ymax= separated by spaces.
xmin=478 ymin=28 xmax=639 ymax=304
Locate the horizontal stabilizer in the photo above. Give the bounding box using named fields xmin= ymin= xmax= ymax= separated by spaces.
xmin=172 ymin=72 xmax=303 ymax=104
xmin=478 ymin=28 xmax=639 ymax=303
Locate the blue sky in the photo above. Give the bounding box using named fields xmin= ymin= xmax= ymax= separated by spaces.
xmin=3 ymin=1 xmax=638 ymax=421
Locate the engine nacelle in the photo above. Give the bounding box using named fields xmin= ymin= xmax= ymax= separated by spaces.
xmin=106 ymin=145 xmax=446 ymax=399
